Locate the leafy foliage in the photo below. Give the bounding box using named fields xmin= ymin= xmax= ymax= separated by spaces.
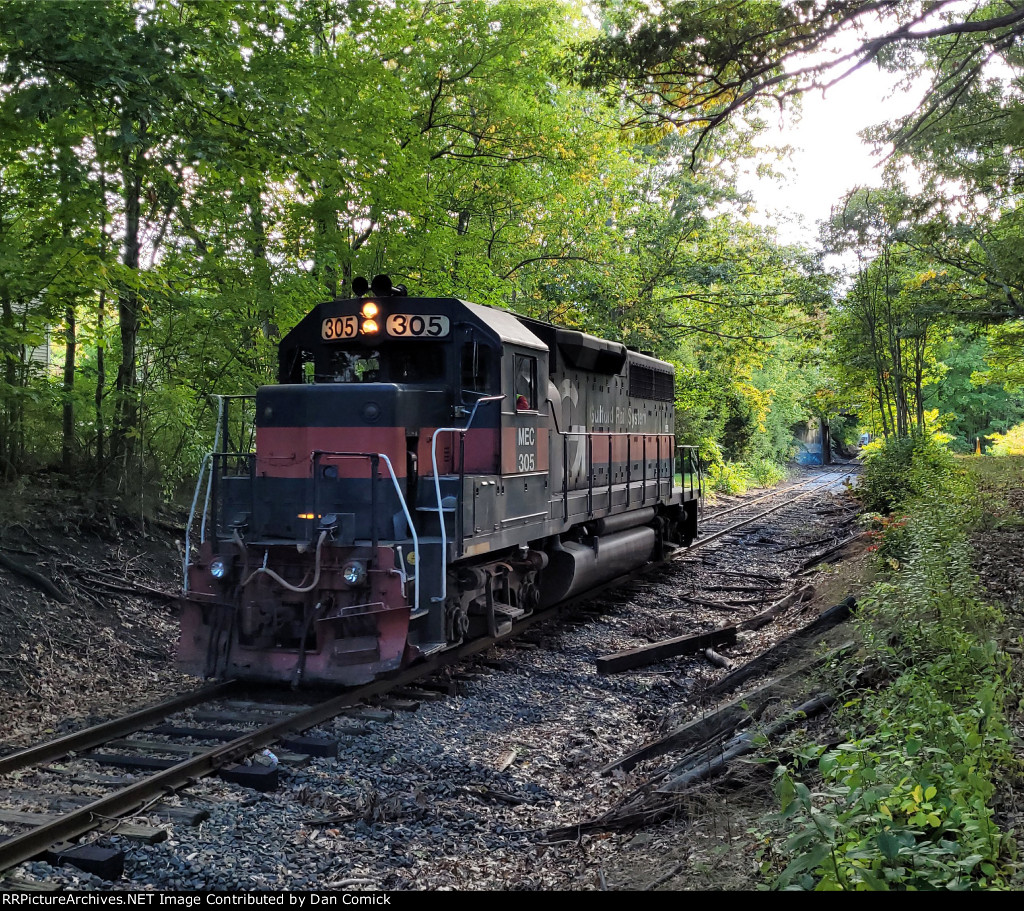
xmin=3 ymin=1 xmax=1020 ymax=498
xmin=987 ymin=423 xmax=1024 ymax=456
xmin=574 ymin=2 xmax=1024 ymax=160
xmin=856 ymin=432 xmax=958 ymax=514
xmin=765 ymin=456 xmax=1015 ymax=891
xmin=0 ymin=0 xmax=836 ymax=494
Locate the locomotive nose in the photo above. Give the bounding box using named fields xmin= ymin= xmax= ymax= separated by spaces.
xmin=256 ymin=383 xmax=450 ymax=434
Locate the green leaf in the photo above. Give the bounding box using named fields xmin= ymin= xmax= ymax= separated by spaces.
xmin=856 ymin=867 xmax=889 ymax=891
xmin=876 ymin=831 xmax=901 ymax=862
xmin=776 ymin=771 xmax=797 ymax=813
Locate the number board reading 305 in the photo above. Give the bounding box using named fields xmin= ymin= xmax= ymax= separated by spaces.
xmin=320 ymin=314 xmax=450 ymax=340
xmin=321 ymin=315 xmax=358 ymax=340
xmin=385 ymin=314 xmax=450 ymax=337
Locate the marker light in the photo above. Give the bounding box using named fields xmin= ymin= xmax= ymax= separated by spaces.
xmin=210 ymin=558 xmax=228 ymax=579
xmin=361 ymin=318 xmax=379 ymax=334
xmin=361 ymin=301 xmax=379 ymax=319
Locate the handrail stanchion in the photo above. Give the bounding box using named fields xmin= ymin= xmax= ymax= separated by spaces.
xmin=199 ymin=396 xmax=225 ymax=545
xmin=429 ymin=394 xmax=504 ymax=604
xmin=586 ymin=433 xmax=594 ymax=517
xmin=563 ymin=434 xmax=569 ymax=521
xmin=369 ymin=455 xmax=380 ymax=552
xmin=311 ymin=450 xmax=420 ymax=613
xmin=642 ymin=434 xmax=648 ymax=504
xmin=458 ymin=430 xmax=467 ymax=555
xmin=655 ymin=435 xmax=661 ymax=496
xmin=626 ymin=434 xmax=632 ymax=507
xmin=607 ymin=433 xmax=613 ymax=510
xmin=183 ymin=454 xmax=210 ymax=592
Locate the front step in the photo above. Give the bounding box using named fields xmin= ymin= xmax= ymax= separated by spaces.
xmin=416 ymin=476 xmax=460 ymax=537
xmin=468 ymin=599 xmax=520 ymax=639
xmin=492 ymin=601 xmax=526 ymax=622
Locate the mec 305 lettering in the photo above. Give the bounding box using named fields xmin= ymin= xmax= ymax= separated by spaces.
xmin=516 ymin=426 xmax=536 ymax=472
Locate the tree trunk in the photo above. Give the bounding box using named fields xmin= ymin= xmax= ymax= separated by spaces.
xmin=59 ymin=147 xmax=76 ymax=475
xmin=95 ymin=161 xmax=109 ymax=478
xmin=112 ymin=128 xmax=144 ymax=469
xmin=0 ymin=295 xmax=16 ymax=478
xmin=248 ymin=189 xmax=273 ymax=337
xmin=12 ymin=303 xmax=27 ymax=467
xmin=62 ymin=302 xmax=76 ymax=473
xmin=875 ymin=384 xmax=891 ymax=438
xmin=914 ymin=329 xmax=926 ymax=431
xmin=315 ymin=201 xmax=338 ymax=298
xmin=95 ymin=289 xmax=106 ymax=475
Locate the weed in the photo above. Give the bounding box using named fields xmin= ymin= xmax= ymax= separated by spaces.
xmin=764 ymin=445 xmax=1019 ymax=890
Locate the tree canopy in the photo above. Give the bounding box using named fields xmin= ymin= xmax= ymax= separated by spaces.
xmin=0 ymin=0 xmax=1022 ymax=494
xmin=574 ymin=1 xmax=1024 ymax=155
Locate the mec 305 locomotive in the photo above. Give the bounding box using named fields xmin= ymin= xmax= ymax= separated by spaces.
xmin=178 ymin=277 xmax=701 ymax=687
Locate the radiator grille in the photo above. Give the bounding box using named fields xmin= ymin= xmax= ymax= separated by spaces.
xmin=629 ymin=364 xmax=674 ymax=402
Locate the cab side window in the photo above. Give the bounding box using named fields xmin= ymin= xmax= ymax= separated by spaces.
xmin=514 ymin=354 xmax=537 ymax=411
xmin=461 ymin=341 xmax=493 ymax=393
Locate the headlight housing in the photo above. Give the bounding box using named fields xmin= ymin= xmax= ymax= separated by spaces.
xmin=343 ymin=561 xmax=367 ymax=586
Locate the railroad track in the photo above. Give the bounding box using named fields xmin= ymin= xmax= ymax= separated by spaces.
xmin=699 ymin=465 xmax=854 ymax=524
xmin=0 ymin=583 xmax=615 ymax=879
xmin=0 ymin=465 xmax=857 ymax=883
xmin=690 ymin=466 xmax=856 ymax=554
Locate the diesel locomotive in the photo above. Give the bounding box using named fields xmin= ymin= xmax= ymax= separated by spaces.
xmin=178 ymin=277 xmax=702 ymax=687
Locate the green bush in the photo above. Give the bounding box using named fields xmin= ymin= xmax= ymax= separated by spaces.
xmin=706 ymin=460 xmax=750 ymax=495
xmin=702 ymin=454 xmax=787 ymax=496
xmin=745 ymin=456 xmax=787 ymax=488
xmin=764 ymin=467 xmax=1015 ymax=891
xmin=987 ymin=423 xmax=1024 ymax=456
xmin=857 ymin=433 xmax=961 ymax=514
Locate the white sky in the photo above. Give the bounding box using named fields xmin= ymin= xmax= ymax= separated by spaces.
xmin=736 ymin=63 xmax=929 ymax=249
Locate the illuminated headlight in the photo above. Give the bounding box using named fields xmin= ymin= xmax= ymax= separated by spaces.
xmin=210 ymin=558 xmax=228 ymax=580
xmin=343 ymin=561 xmax=367 ymax=586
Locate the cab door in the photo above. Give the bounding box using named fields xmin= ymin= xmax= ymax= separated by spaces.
xmin=499 ymin=347 xmax=549 ymax=531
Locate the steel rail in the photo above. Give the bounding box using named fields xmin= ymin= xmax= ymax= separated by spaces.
xmin=0 ymin=680 xmax=240 ymax=777
xmin=681 ymin=471 xmax=854 ymax=555
xmin=700 ymin=466 xmax=853 ymax=525
xmin=0 ymin=594 xmax=580 ymax=874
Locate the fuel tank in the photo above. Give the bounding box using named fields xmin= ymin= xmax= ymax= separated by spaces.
xmin=541 ymin=524 xmax=656 ymax=607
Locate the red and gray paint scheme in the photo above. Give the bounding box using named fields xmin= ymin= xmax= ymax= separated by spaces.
xmin=178 ymin=288 xmax=702 ymax=686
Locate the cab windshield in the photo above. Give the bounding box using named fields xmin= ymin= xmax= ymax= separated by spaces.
xmin=316 ymin=343 xmax=447 ymax=384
